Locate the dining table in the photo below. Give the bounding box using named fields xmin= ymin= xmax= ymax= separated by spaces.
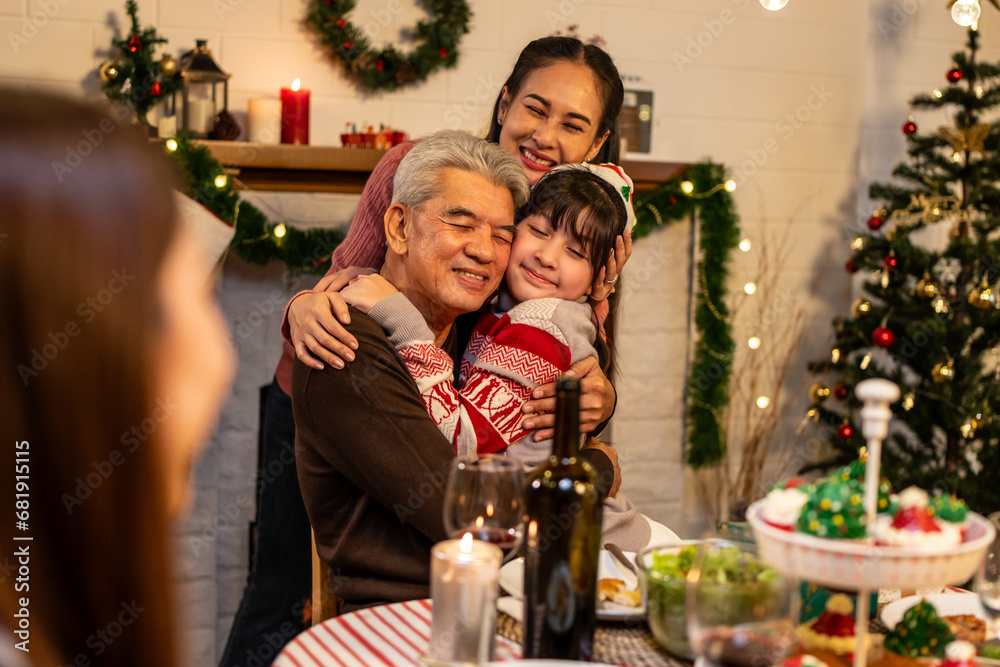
xmin=273 ymin=599 xmax=689 ymax=667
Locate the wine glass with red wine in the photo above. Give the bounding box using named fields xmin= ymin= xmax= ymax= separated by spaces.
xmin=685 ymin=539 xmax=798 ymax=667
xmin=443 ymin=455 xmax=525 ymax=563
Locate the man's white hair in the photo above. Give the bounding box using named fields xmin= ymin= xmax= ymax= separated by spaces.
xmin=391 ymin=130 xmax=529 ymax=210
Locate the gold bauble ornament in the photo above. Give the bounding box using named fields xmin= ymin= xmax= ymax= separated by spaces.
xmin=159 ymin=55 xmax=177 ymax=77
xmin=932 ymin=360 xmax=954 ymax=383
xmin=902 ymin=393 xmax=915 ymax=411
xmin=852 ymin=297 xmax=871 ymax=317
xmin=915 ymin=272 xmax=939 ymax=299
xmin=809 ymin=382 xmax=831 ymax=403
xmin=968 ymin=279 xmax=996 ymax=310
xmin=831 ymin=348 xmax=841 ymax=364
xmin=99 ymin=61 xmax=119 ymax=82
xmin=931 ymin=296 xmax=950 ymax=314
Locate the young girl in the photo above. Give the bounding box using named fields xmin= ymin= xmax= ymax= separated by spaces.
xmin=342 ymin=164 xmax=671 ymax=551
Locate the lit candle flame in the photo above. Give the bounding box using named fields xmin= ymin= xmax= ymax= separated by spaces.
xmin=475 ymin=515 xmax=484 ymax=529
xmin=460 ymin=532 xmax=473 ymax=553
xmin=291 ymin=78 xmax=301 ymax=92
xmin=485 ymin=503 xmax=494 ymax=518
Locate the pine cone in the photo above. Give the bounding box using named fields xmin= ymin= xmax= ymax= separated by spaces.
xmin=395 ymin=63 xmax=417 ymax=85
xmin=211 ymin=110 xmax=241 ymax=141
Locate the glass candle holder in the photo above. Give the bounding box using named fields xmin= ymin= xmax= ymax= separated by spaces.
xmin=425 ymin=533 xmax=502 ymax=665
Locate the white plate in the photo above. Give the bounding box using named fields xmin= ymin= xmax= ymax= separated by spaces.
xmin=484 ymin=662 xmax=620 ymax=666
xmin=880 ymin=591 xmax=994 ymax=638
xmin=497 ymin=550 xmax=645 ymax=621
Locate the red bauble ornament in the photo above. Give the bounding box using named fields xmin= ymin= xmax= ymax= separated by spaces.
xmin=834 ymin=383 xmax=849 ymax=400
xmin=150 ymin=81 xmax=161 ymax=96
xmin=846 ymin=258 xmax=858 ymax=273
xmin=836 ymin=424 xmax=854 ymax=441
xmin=377 ymin=60 xmax=383 ymax=71
xmin=127 ymin=35 xmax=142 ymax=52
xmin=440 ymin=47 xmax=448 ymax=58
xmin=902 ymin=119 xmax=917 ymax=135
xmin=884 ymin=254 xmax=898 ymax=270
xmin=335 ymin=16 xmax=346 ymax=27
xmin=343 ymin=41 xmax=354 ymax=49
xmin=947 ymin=67 xmax=963 ymax=83
xmin=867 ymin=215 xmax=884 ymax=230
xmin=873 ymin=326 xmax=895 ymax=348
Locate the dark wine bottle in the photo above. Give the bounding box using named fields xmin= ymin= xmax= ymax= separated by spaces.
xmin=521 ymin=376 xmax=603 ymax=661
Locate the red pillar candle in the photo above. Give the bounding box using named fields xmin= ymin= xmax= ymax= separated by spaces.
xmin=280 ymin=79 xmax=310 ymax=145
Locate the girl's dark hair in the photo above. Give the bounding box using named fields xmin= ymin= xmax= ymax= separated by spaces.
xmin=485 ymin=36 xmax=624 ymax=164
xmin=518 ymin=168 xmax=627 ymax=279
xmin=516 ymin=168 xmax=626 ymax=379
xmin=0 ymin=89 xmax=179 ymax=667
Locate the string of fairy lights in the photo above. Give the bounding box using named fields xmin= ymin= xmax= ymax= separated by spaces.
xmin=760 ymin=0 xmax=992 ymax=28
xmin=676 ymin=174 xmax=778 ymax=413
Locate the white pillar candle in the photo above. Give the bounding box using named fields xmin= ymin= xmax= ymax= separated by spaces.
xmin=187 ymin=98 xmax=215 ymax=134
xmin=247 ymin=98 xmax=282 ymax=145
xmin=157 ymin=115 xmax=177 ymax=139
xmin=426 ymin=534 xmax=502 ymax=665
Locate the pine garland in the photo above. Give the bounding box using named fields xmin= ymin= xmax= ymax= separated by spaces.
xmin=165 ymin=134 xmax=343 ymax=275
xmin=632 ymin=162 xmax=740 ymax=468
xmin=306 ymin=0 xmax=471 ymax=93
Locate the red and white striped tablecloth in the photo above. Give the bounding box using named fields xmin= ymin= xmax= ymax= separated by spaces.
xmin=274 ymin=599 xmax=522 ymax=667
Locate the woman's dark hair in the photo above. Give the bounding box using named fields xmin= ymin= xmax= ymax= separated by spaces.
xmin=485 ymin=36 xmax=624 ymax=164
xmin=516 ymin=167 xmax=627 ymax=379
xmin=0 ymin=89 xmax=179 ymax=667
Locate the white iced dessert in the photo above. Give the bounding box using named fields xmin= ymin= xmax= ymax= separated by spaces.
xmin=873 ymin=486 xmax=962 ymax=547
xmin=762 ymin=486 xmax=810 ymax=529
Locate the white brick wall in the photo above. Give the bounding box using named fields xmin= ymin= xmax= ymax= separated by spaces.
xmin=5 ymin=0 xmax=999 ymax=662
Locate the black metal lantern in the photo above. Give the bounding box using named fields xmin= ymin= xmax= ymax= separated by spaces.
xmin=175 ymin=40 xmax=230 ymax=138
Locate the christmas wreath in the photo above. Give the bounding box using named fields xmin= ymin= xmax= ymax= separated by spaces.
xmin=306 ymin=0 xmax=471 ymax=93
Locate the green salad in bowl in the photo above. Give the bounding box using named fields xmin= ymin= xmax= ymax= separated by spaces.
xmin=636 ymin=540 xmax=787 ymax=660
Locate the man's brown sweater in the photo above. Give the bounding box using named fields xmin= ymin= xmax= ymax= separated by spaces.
xmin=292 ymin=307 xmax=613 ymax=613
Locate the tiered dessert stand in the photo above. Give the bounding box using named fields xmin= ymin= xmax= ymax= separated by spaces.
xmin=746 ymin=378 xmax=997 ymax=667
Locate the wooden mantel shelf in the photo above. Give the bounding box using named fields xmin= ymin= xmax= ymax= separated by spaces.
xmin=195 ymin=140 xmax=691 ymax=193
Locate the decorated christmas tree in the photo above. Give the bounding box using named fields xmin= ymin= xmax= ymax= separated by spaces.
xmin=803 ymin=28 xmax=1000 ymax=514
xmin=99 ymin=0 xmax=179 ymax=126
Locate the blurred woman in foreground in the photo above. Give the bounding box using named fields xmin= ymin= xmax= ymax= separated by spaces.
xmin=0 ymin=89 xmax=234 ymax=667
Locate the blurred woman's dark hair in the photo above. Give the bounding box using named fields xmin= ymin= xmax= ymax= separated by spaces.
xmin=0 ymin=89 xmax=180 ymax=667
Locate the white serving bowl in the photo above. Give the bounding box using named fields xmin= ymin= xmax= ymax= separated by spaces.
xmin=746 ymin=499 xmax=996 ymax=590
